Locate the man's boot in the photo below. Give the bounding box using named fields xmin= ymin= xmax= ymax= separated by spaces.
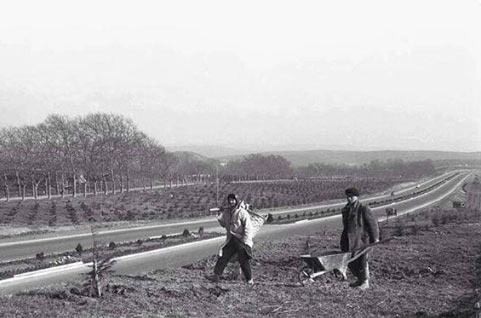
xmin=358 ymin=280 xmax=369 ymax=290
xmin=350 ymin=279 xmax=369 ymax=289
xmin=349 ymin=280 xmax=363 ymax=288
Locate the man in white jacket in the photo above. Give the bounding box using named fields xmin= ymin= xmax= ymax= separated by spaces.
xmin=207 ymin=193 xmax=254 ymax=284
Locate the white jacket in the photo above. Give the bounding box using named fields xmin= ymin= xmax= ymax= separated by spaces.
xmin=217 ymin=201 xmax=254 ymax=248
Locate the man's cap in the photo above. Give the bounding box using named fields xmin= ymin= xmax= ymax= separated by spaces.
xmin=345 ymin=187 xmax=360 ymax=197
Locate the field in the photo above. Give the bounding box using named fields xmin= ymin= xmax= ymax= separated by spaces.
xmin=0 ymin=177 xmax=403 ymax=228
xmin=1 ymin=205 xmax=479 ymax=317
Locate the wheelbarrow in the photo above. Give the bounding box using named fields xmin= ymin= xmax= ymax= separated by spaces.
xmin=297 ymin=244 xmax=376 ymax=286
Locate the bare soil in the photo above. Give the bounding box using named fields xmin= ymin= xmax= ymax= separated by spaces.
xmin=1 ymin=208 xmax=480 ymax=318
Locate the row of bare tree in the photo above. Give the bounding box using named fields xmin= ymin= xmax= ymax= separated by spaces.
xmin=0 ymin=113 xmax=208 ymax=200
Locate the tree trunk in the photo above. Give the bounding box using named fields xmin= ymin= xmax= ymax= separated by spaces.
xmin=150 ymin=178 xmax=153 ymax=190
xmin=103 ymin=176 xmax=108 ymax=195
xmin=3 ymin=174 xmax=9 ymax=202
xmin=21 ymin=184 xmax=26 ymax=201
xmin=93 ymin=180 xmax=97 ymax=196
xmin=111 ymin=168 xmax=115 ymax=195
xmin=47 ymin=172 xmax=51 ymax=199
xmin=35 ymin=180 xmax=41 ymax=200
xmin=61 ymin=174 xmax=65 ymax=198
xmin=54 ymin=171 xmax=59 ymax=196
xmin=119 ymin=173 xmax=123 ymax=193
xmin=72 ymin=173 xmax=77 ymax=198
xmin=16 ymin=170 xmax=21 ymax=197
xmin=126 ymin=169 xmax=130 ymax=192
xmin=83 ymin=179 xmax=87 ymax=197
xmin=31 ymin=174 xmax=37 ymax=200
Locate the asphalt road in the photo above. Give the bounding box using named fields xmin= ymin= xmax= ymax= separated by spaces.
xmin=0 ymin=171 xmax=460 ymax=261
xmin=0 ymin=171 xmax=471 ymax=295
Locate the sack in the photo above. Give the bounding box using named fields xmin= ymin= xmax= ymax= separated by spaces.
xmin=240 ymin=201 xmax=267 ymax=238
xmin=248 ymin=210 xmax=267 ymax=238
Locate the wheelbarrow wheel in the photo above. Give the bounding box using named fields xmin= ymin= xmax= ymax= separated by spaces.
xmin=332 ymin=269 xmax=347 ymax=281
xmin=297 ymin=266 xmax=315 ymax=286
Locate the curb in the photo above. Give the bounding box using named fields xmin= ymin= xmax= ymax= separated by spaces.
xmin=0 ymin=261 xmax=86 ymax=285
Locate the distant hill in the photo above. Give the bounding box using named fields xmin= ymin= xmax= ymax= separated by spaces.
xmin=171 ymin=151 xmax=216 ymax=164
xmin=166 ymin=145 xmax=250 ymax=158
xmin=218 ymin=150 xmax=481 ymax=167
xmin=167 ymin=145 xmax=481 ymax=167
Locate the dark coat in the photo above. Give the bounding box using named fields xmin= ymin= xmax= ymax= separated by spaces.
xmin=340 ymin=201 xmax=379 ymax=252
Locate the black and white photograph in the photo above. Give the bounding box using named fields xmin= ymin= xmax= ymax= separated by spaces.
xmin=0 ymin=0 xmax=480 ymax=317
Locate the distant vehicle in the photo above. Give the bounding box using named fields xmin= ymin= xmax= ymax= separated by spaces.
xmin=452 ymin=201 xmax=465 ymax=208
xmin=385 ymin=207 xmax=398 ymax=218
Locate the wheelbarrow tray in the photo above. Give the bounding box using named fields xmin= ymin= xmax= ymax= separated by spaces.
xmin=299 ymin=251 xmax=353 ymax=273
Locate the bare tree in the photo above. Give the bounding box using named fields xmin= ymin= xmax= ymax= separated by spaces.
xmin=44 ymin=115 xmax=81 ymax=197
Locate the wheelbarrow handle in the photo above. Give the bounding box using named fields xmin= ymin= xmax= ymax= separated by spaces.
xmin=348 ymin=246 xmax=373 ymax=263
xmin=354 ymin=237 xmax=395 ymax=251
xmin=349 ymin=237 xmax=394 ymax=261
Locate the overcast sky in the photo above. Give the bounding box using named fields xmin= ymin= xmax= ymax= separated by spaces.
xmin=0 ymin=0 xmax=480 ymax=152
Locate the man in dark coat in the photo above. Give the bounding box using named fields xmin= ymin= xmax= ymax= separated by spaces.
xmin=340 ymin=187 xmax=379 ymax=290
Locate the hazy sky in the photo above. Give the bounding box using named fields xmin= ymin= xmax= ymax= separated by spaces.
xmin=1 ymin=0 xmax=480 ymax=152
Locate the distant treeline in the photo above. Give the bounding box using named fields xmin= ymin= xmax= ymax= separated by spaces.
xmin=294 ymin=159 xmax=436 ymax=179
xmin=222 ymin=154 xmax=293 ymax=181
xmin=222 ymin=156 xmax=436 ymax=181
xmin=433 ymin=159 xmax=481 ymax=170
xmin=0 ymin=113 xmax=436 ymax=200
